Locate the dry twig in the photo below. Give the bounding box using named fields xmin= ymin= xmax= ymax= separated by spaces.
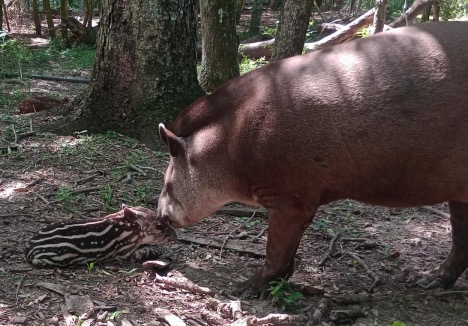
xmin=220 ymin=210 xmax=257 ymax=259
xmin=318 ymin=232 xmax=342 ymax=266
xmin=154 ymin=273 xmax=215 ymax=296
xmin=346 ymin=252 xmax=381 ymax=292
xmin=419 ymin=206 xmax=450 ymax=219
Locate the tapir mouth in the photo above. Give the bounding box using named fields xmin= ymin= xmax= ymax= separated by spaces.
xmin=157 ymin=215 xmax=178 ymax=241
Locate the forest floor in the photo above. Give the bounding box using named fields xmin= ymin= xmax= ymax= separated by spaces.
xmin=1 ymin=8 xmax=468 ymax=326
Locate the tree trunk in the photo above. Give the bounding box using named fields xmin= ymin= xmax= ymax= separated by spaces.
xmin=249 ymin=0 xmax=263 ymax=35
xmin=83 ymin=0 xmax=93 ymax=28
xmin=43 ymin=0 xmax=55 ymax=37
xmin=372 ymin=0 xmax=388 ymax=33
xmin=60 ymin=0 xmax=68 ymax=42
xmin=31 ymin=0 xmax=41 ymax=36
xmin=270 ymin=0 xmax=280 ymax=11
xmin=53 ymin=0 xmax=204 ymax=149
xmin=432 ymin=1 xmax=439 ymax=21
xmin=270 ymin=0 xmax=313 ymax=62
xmin=421 ymin=4 xmax=431 ymax=22
xmin=235 ymin=0 xmax=246 ymax=25
xmin=199 ymin=0 xmax=240 ymax=93
xmin=2 ymin=0 xmax=10 ymax=32
xmin=60 ymin=0 xmax=68 ymax=22
xmin=0 ymin=0 xmax=3 ymax=31
xmin=389 ymin=0 xmax=434 ymax=28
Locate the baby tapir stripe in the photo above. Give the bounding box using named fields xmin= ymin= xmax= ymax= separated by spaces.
xmin=25 ymin=206 xmax=177 ymax=267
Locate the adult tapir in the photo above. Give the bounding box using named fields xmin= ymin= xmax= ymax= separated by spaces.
xmin=156 ymin=21 xmax=468 ymax=294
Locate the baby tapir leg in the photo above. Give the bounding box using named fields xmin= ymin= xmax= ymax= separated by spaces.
xmin=418 ymin=200 xmax=468 ymax=289
xmin=234 ymin=208 xmax=315 ymax=295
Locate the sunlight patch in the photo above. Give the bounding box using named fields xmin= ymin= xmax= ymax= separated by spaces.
xmin=0 ymin=181 xmax=26 ymax=199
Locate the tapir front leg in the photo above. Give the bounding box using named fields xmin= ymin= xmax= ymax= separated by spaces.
xmin=418 ymin=200 xmax=468 ymax=289
xmin=233 ymin=207 xmax=316 ymax=296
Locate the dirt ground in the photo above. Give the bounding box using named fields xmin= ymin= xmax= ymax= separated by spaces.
xmin=2 ymin=7 xmax=468 ymax=326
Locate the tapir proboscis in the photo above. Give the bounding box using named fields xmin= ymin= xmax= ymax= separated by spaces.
xmin=156 ymin=22 xmax=468 ymax=294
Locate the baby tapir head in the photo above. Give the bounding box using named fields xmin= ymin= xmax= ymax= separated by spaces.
xmin=121 ymin=205 xmax=177 ymax=244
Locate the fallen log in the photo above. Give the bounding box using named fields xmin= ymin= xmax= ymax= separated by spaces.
xmin=238 ymin=39 xmax=275 ymax=60
xmin=0 ymin=72 xmax=90 ymax=83
xmin=176 ymin=231 xmax=266 ymax=257
xmin=304 ymin=8 xmax=375 ymax=53
xmin=389 ymin=0 xmax=434 ymax=28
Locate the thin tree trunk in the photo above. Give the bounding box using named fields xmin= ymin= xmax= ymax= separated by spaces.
xmin=31 ymin=0 xmax=41 ymax=36
xmin=249 ymin=0 xmax=263 ymax=35
xmin=2 ymin=1 xmax=10 ymax=32
xmin=389 ymin=0 xmax=434 ymax=28
xmin=60 ymin=0 xmax=68 ymax=22
xmin=421 ymin=5 xmax=431 ymax=22
xmin=83 ymin=0 xmax=93 ymax=28
xmin=270 ymin=0 xmax=279 ymax=11
xmin=52 ymin=0 xmax=204 ymax=149
xmin=271 ymin=0 xmax=313 ymax=62
xmin=432 ymin=1 xmax=439 ymax=21
xmin=372 ymin=0 xmax=387 ymax=33
xmin=199 ymin=0 xmax=240 ymax=92
xmin=43 ymin=0 xmax=55 ymax=37
xmin=0 ymin=0 xmax=3 ymax=30
xmin=60 ymin=0 xmax=68 ymax=42
xmin=235 ymin=0 xmax=245 ymax=25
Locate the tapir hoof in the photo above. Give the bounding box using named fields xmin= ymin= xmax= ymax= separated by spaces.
xmin=231 ymin=280 xmax=267 ymax=298
xmin=416 ymin=277 xmax=449 ymax=290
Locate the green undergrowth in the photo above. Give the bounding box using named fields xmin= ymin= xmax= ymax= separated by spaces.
xmin=0 ymin=37 xmax=95 ymax=76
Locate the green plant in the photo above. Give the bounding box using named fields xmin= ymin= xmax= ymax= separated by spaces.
xmin=268 ymin=278 xmax=304 ymax=311
xmin=57 ymin=187 xmax=74 ymax=203
xmin=389 ymin=322 xmax=406 ymax=326
xmin=107 ymin=310 xmax=123 ymax=321
xmin=86 ymin=262 xmax=95 ymax=274
xmin=100 ymin=185 xmax=114 ymax=208
xmin=355 ymin=26 xmax=372 ymax=38
xmin=239 ymin=56 xmax=268 ymax=75
xmin=263 ymin=20 xmax=280 ymax=37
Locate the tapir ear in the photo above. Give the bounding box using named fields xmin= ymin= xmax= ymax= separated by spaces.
xmin=158 ymin=123 xmax=185 ymax=157
xmin=123 ymin=207 xmax=137 ymax=223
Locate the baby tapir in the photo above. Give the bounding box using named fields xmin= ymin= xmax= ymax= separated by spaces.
xmin=156 ymin=22 xmax=468 ymax=294
xmin=25 ymin=206 xmax=176 ymax=267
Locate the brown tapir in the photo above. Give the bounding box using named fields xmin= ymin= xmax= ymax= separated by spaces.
xmin=156 ymin=21 xmax=468 ymax=294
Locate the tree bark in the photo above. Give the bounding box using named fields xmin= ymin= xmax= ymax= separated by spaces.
xmin=270 ymin=0 xmax=313 ymax=62
xmin=249 ymin=0 xmax=263 ymax=35
xmin=270 ymin=0 xmax=280 ymax=11
xmin=432 ymin=1 xmax=439 ymax=21
xmin=372 ymin=0 xmax=388 ymax=33
xmin=389 ymin=0 xmax=434 ymax=28
xmin=421 ymin=4 xmax=431 ymax=22
xmin=0 ymin=0 xmax=3 ymax=31
xmin=53 ymin=0 xmax=204 ymax=149
xmin=60 ymin=0 xmax=68 ymax=42
xmin=2 ymin=0 xmax=10 ymax=32
xmin=31 ymin=0 xmax=41 ymax=36
xmin=43 ymin=0 xmax=55 ymax=37
xmin=199 ymin=0 xmax=239 ymax=93
xmin=83 ymin=0 xmax=93 ymax=28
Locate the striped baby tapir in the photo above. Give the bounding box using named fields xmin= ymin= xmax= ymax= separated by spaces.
xmin=25 ymin=205 xmax=176 ymax=267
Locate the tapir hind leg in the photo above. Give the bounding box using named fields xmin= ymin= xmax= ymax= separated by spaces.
xmin=418 ymin=200 xmax=468 ymax=289
xmin=233 ymin=207 xmax=315 ymax=296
